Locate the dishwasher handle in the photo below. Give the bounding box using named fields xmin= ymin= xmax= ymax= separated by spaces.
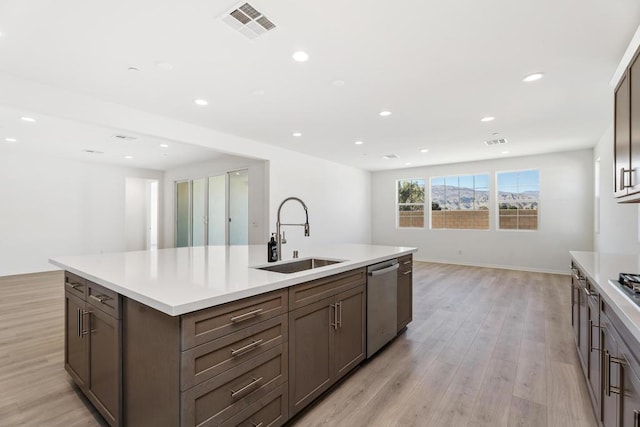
xmin=368 ymin=263 xmax=399 ymax=276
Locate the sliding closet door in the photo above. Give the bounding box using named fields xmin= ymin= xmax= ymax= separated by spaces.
xmin=208 ymin=175 xmax=226 ymax=245
xmin=228 ymin=170 xmax=248 ymax=245
xmin=175 ymin=181 xmax=190 ymax=248
xmin=191 ymin=178 xmax=207 ymax=247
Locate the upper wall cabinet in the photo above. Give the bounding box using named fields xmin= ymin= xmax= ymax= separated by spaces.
xmin=614 ymin=50 xmax=640 ymax=202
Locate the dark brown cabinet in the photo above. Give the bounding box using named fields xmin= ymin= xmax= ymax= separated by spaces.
xmin=64 ymin=274 xmax=121 ymax=426
xmin=614 ymin=49 xmax=640 ymax=201
xmin=397 ymin=254 xmax=413 ymax=333
xmin=288 ymin=269 xmax=366 ymax=417
xmin=65 ymin=291 xmax=89 ymax=387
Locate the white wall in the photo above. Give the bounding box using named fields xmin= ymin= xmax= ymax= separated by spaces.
xmin=125 ymin=177 xmax=148 ymax=251
xmin=594 ymin=125 xmax=640 ymax=253
xmin=371 ymin=149 xmax=594 ymax=273
xmin=268 ymin=154 xmax=372 ymax=253
xmin=0 ymin=151 xmax=163 ymax=276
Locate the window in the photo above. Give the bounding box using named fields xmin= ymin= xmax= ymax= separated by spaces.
xmin=497 ymin=169 xmax=539 ymax=230
xmin=397 ymin=178 xmax=425 ymax=228
xmin=430 ymin=174 xmax=489 ymax=229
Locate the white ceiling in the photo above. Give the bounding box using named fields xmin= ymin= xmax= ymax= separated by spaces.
xmin=0 ymin=0 xmax=639 ymax=171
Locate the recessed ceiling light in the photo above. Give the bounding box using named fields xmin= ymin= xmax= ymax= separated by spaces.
xmin=292 ymin=51 xmax=309 ymax=62
xmin=21 ymin=116 xmax=36 ymax=123
xmin=420 ymin=149 xmax=429 ymax=153
xmin=292 ymin=132 xmax=302 ymax=137
xmin=159 ymin=144 xmax=169 ymax=148
xmin=405 ymin=162 xmax=412 ymax=166
xmin=194 ymin=99 xmax=208 ymax=106
xmin=501 ymin=151 xmax=510 ymax=154
xmin=4 ymin=137 xmax=17 ymax=143
xmin=480 ymin=116 xmax=495 ymax=122
xmin=155 ymin=61 xmax=174 ymax=71
xmin=522 ymin=72 xmax=545 ymax=82
xmin=354 ymin=141 xmax=364 ymax=145
xmin=124 ymin=155 xmax=133 ymax=159
xmin=379 ymin=111 xmax=392 ymax=117
xmin=332 ymin=80 xmax=345 ymax=87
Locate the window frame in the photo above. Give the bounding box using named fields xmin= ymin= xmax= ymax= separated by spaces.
xmin=495 ymin=168 xmax=540 ymax=232
xmin=396 ymin=178 xmax=426 ymax=229
xmin=428 ymin=173 xmax=491 ymax=231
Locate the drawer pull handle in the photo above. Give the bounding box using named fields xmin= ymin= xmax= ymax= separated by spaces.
xmin=89 ymin=294 xmax=111 ymax=304
xmin=231 ymin=339 xmax=263 ymax=357
xmin=251 ymin=422 xmax=263 ymax=427
xmin=230 ymin=377 xmax=263 ymax=398
xmin=403 ymin=260 xmax=411 ymax=265
xmin=403 ymin=270 xmax=412 ymax=276
xmin=67 ymin=282 xmax=82 ymax=290
xmin=230 ymin=308 xmax=263 ymax=323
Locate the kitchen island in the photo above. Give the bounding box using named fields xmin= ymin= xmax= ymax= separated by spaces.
xmin=50 ymin=244 xmax=416 ymax=427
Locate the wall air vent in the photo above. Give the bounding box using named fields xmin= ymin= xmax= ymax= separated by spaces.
xmin=83 ymin=149 xmax=104 ymax=154
xmin=383 ymin=154 xmax=399 ymax=159
xmin=221 ymin=2 xmax=276 ymax=39
xmin=113 ymin=134 xmax=137 ymax=142
xmin=484 ymin=138 xmax=508 ymax=146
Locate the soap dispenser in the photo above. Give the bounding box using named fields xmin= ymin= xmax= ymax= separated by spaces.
xmin=267 ymin=233 xmax=278 ymax=263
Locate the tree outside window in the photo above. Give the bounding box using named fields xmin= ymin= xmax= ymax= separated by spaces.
xmin=397 ymin=179 xmax=425 ymax=228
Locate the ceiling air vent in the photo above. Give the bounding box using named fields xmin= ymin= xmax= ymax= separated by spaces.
xmin=83 ymin=149 xmax=104 ymax=154
xmin=484 ymin=138 xmax=508 ymax=146
xmin=383 ymin=154 xmax=399 ymax=160
xmin=113 ymin=134 xmax=137 ymax=142
xmin=221 ymin=2 xmax=276 ymax=39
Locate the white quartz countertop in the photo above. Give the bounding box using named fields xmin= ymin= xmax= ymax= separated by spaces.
xmin=570 ymin=251 xmax=640 ymax=343
xmin=50 ymin=244 xmax=416 ymax=316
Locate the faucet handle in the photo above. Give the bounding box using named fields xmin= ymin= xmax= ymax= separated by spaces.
xmin=281 ymin=231 xmax=287 ymax=244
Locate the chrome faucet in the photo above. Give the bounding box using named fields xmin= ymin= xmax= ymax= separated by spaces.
xmin=276 ymin=197 xmax=310 ymax=261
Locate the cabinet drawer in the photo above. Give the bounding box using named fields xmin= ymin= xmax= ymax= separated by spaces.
xmin=181 ymin=290 xmax=288 ymax=350
xmin=87 ymin=281 xmax=120 ymax=319
xmin=289 ymin=268 xmax=366 ymax=310
xmin=220 ymin=384 xmax=288 ymax=427
xmin=181 ymin=315 xmax=288 ymax=391
xmin=65 ymin=272 xmax=87 ymax=300
xmin=181 ymin=344 xmax=288 ymax=427
xmin=398 ymin=254 xmax=413 ymax=274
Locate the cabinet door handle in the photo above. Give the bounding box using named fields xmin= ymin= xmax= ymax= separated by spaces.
xmin=403 ymin=270 xmax=412 ymax=275
xmin=337 ymin=301 xmax=342 ymax=328
xmin=230 ymin=308 xmax=263 ymax=323
xmin=230 ymin=339 xmax=263 ymax=357
xmin=89 ymin=294 xmax=110 ymax=304
xmin=622 ymin=168 xmax=633 ymax=189
xmin=330 ymin=304 xmax=338 ymax=330
xmin=605 ymin=350 xmax=624 ymax=396
xmin=230 ymin=377 xmax=262 ymax=398
xmin=80 ymin=310 xmax=91 ymax=337
xmin=605 ymin=349 xmax=611 ymax=396
xmin=76 ymin=308 xmax=82 ymax=337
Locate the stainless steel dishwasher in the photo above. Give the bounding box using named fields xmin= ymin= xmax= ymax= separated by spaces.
xmin=366 ymin=258 xmax=399 ymax=358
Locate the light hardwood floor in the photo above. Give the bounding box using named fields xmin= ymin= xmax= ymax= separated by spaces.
xmin=0 ymin=263 xmax=596 ymax=427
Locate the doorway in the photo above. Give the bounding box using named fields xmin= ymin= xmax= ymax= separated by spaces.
xmin=125 ymin=178 xmax=159 ymax=251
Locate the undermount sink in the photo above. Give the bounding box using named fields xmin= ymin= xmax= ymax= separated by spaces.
xmin=254 ymin=258 xmax=344 ymax=274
